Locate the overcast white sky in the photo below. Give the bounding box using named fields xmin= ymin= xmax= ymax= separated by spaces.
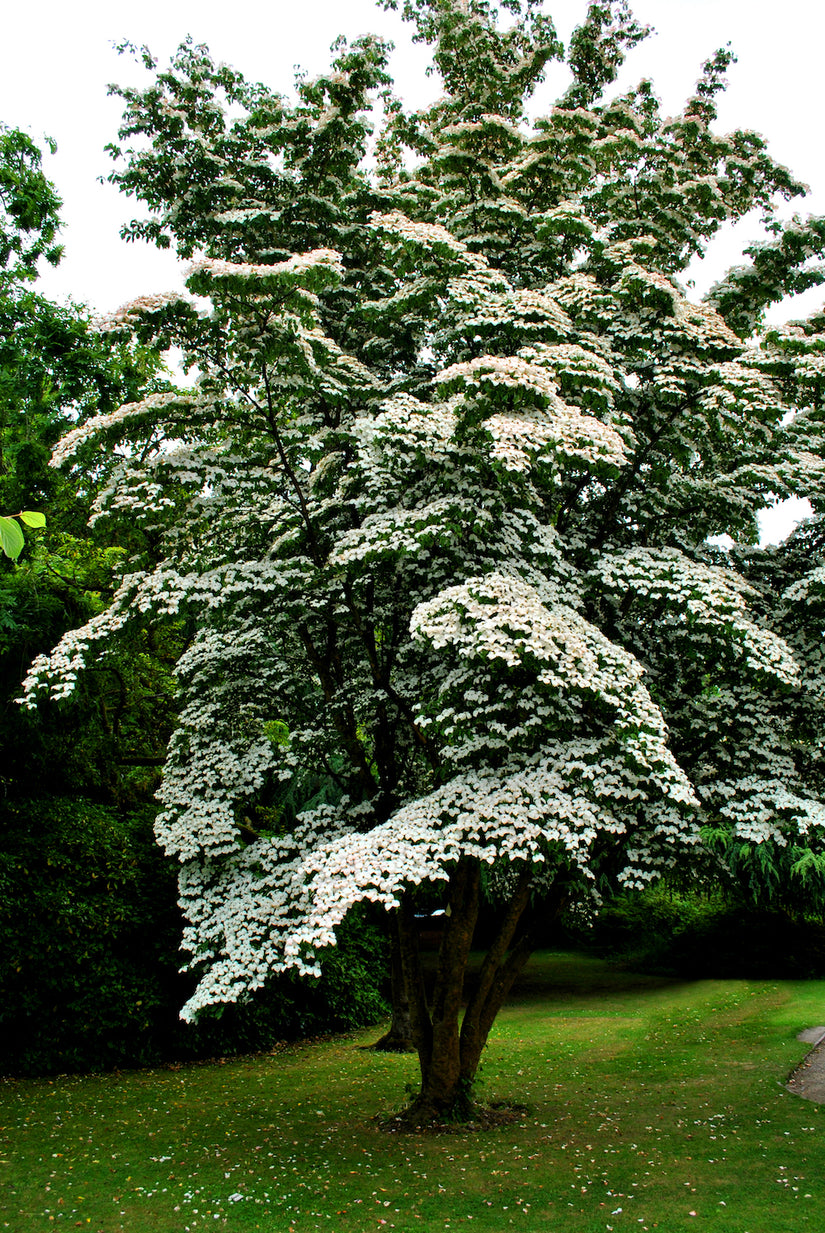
xmin=2 ymin=0 xmax=822 ymax=541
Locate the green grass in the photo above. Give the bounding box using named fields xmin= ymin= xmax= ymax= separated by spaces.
xmin=3 ymin=951 xmax=825 ymax=1233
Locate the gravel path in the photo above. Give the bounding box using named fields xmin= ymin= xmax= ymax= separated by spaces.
xmin=786 ymin=1028 xmax=825 ymax=1103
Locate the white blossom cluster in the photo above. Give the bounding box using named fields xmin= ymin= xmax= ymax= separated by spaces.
xmin=485 ymin=403 xmax=627 ymax=472
xmin=411 ymin=571 xmax=698 ymax=806
xmin=88 ymin=462 xmax=180 ymax=529
xmin=432 ymin=355 xmax=628 ymax=470
xmin=176 ymin=808 xmax=353 ymax=1019
xmin=547 ymin=272 xmax=617 ymax=333
xmin=441 ymin=113 xmax=525 ymax=142
xmin=615 ymin=262 xmax=684 ymax=317
xmin=329 ymin=496 xmax=491 ymax=567
xmin=592 ymin=547 xmax=800 ymax=685
xmin=369 ymin=209 xmax=486 ymax=265
xmin=19 ymin=586 xmax=136 ymax=703
xmin=519 ymin=342 xmax=624 ymax=411
xmin=700 ymin=359 xmax=780 ymax=434
xmin=19 ymin=552 xmax=308 ymax=707
xmin=187 ymin=248 xmax=344 ymax=283
xmin=87 ymin=439 xmax=251 ymax=531
xmin=437 ymin=353 xmax=571 ymax=399
xmin=156 ymin=710 xmax=282 ymax=861
xmin=455 ymin=287 xmax=573 ymax=339
xmin=348 ymin=394 xmax=463 ymax=500
xmin=706 ymin=777 xmax=825 ymax=845
xmin=19 ymin=571 xmax=165 ymax=705
xmin=785 ymin=565 xmax=825 ymax=607
xmin=49 ymin=393 xmax=202 ymax=468
xmin=93 ymin=291 xmax=191 ymax=333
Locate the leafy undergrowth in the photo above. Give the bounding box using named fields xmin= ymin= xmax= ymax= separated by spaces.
xmin=3 ymin=952 xmax=825 ymax=1233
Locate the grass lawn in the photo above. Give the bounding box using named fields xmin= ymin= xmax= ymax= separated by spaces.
xmin=3 ymin=951 xmax=825 ymax=1233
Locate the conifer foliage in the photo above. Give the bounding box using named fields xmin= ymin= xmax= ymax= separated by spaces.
xmin=23 ymin=0 xmax=825 ymax=1118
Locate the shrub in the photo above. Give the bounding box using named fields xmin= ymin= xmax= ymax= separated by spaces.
xmin=577 ymin=884 xmax=825 ymax=979
xmin=0 ymin=798 xmax=387 ymax=1076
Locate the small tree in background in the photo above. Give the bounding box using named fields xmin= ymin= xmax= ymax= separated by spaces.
xmin=22 ymin=0 xmax=825 ymax=1120
xmin=0 ymin=127 xmax=181 ymax=1074
xmin=0 ymin=122 xmax=173 ymax=793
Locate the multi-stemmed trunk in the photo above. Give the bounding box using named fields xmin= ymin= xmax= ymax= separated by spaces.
xmin=396 ymin=857 xmax=544 ymax=1122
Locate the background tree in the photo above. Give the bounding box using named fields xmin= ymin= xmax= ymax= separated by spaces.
xmin=22 ymin=0 xmax=825 ymax=1119
xmin=0 ymin=122 xmax=172 ymax=794
xmin=0 ymin=124 xmax=180 ymax=1071
xmin=0 ymin=123 xmax=61 ymax=558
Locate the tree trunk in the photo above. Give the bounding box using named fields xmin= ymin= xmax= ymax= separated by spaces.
xmin=458 ymin=864 xmax=536 ymax=1084
xmin=394 ymin=861 xmax=568 ymax=1123
xmin=369 ymin=910 xmax=416 ymax=1052
xmin=413 ymin=857 xmax=481 ymax=1118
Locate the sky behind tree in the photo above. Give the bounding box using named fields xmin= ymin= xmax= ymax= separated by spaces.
xmin=3 ymin=0 xmax=822 ymax=541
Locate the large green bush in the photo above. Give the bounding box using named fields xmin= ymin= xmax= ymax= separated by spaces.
xmin=0 ymin=797 xmax=387 ymax=1076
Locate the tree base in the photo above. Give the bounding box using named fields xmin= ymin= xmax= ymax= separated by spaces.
xmin=376 ymin=1099 xmax=530 ymax=1134
xmin=363 ymin=1029 xmax=417 ymax=1053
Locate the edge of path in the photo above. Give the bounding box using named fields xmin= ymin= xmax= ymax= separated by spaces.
xmin=786 ymin=1027 xmax=825 ymax=1103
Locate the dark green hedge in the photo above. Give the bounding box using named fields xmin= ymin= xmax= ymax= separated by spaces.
xmin=576 ymin=884 xmax=825 ymax=979
xmin=0 ymin=798 xmax=388 ymax=1076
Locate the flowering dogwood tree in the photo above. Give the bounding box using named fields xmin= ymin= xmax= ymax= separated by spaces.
xmin=23 ymin=0 xmax=825 ymax=1119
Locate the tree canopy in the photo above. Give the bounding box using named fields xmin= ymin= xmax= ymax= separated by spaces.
xmin=21 ymin=0 xmax=825 ymax=1119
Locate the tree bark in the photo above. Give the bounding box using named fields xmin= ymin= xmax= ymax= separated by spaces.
xmin=458 ymin=863 xmax=534 ymax=1084
xmin=398 ymin=889 xmax=433 ymax=1066
xmin=394 ymin=862 xmax=569 ymax=1123
xmin=369 ymin=910 xmax=416 ymax=1052
xmin=414 ymin=857 xmax=481 ymax=1117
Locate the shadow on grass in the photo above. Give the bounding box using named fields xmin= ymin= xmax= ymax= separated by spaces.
xmin=413 ymin=948 xmax=689 ymax=1010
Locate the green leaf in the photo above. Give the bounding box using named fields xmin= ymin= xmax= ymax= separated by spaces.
xmin=18 ymin=510 xmax=46 ymax=528
xmin=0 ymin=517 xmax=25 ymax=560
